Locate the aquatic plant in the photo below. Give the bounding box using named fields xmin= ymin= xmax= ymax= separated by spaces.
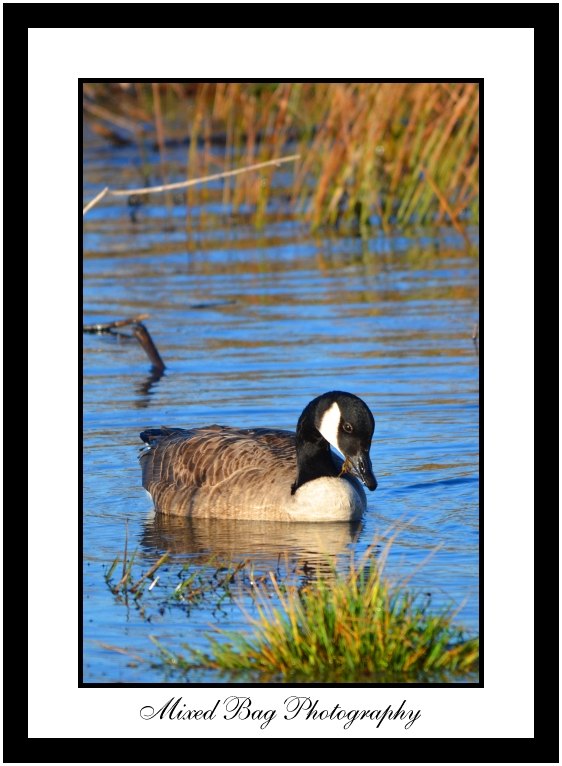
xmin=103 ymin=527 xmax=249 ymax=619
xmin=153 ymin=545 xmax=479 ymax=682
xmin=83 ymin=82 xmax=479 ymax=234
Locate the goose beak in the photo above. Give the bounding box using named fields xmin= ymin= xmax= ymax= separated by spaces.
xmin=349 ymin=451 xmax=377 ymax=491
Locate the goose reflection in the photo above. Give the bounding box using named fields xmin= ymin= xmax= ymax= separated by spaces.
xmin=141 ymin=513 xmax=362 ymax=579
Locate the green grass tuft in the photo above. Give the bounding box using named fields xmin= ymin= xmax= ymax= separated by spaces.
xmin=164 ymin=546 xmax=478 ymax=682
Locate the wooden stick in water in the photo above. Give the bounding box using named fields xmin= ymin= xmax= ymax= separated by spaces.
xmin=132 ymin=323 xmax=166 ymax=373
xmin=110 ymin=154 xmax=301 ymax=196
xmin=83 ymin=314 xmax=165 ymax=372
xmin=82 ymin=154 xmax=301 ymax=215
xmin=82 ymin=314 xmax=150 ymax=333
xmin=82 ymin=186 xmax=109 ymax=216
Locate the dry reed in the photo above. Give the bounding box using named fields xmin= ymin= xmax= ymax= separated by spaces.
xmin=84 ymin=82 xmax=479 ymax=232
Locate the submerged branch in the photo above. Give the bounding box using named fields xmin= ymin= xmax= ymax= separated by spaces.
xmin=83 ymin=314 xmax=165 ymax=372
xmin=132 ymin=323 xmax=165 ymax=373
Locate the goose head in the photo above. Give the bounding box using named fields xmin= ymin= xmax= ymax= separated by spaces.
xmin=293 ymin=391 xmax=377 ymax=493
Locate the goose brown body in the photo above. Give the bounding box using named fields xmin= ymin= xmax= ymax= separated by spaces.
xmin=140 ymin=392 xmax=377 ymax=522
xmin=140 ymin=425 xmax=366 ymax=521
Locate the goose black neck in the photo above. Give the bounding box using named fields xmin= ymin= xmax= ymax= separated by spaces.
xmin=291 ymin=402 xmax=337 ymax=494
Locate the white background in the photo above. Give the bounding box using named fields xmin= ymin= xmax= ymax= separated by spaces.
xmin=28 ymin=28 xmax=534 ymax=739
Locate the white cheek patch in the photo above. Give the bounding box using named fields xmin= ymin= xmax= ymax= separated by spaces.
xmin=318 ymin=402 xmax=343 ymax=455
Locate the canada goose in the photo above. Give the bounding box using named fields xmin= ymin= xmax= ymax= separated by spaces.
xmin=139 ymin=391 xmax=377 ymax=522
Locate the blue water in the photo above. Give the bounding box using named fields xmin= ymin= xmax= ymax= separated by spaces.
xmin=83 ymin=136 xmax=479 ymax=683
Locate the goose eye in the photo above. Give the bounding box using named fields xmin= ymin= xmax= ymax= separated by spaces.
xmin=342 ymin=422 xmax=353 ymax=433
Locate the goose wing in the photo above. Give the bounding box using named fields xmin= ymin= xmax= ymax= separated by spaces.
xmin=140 ymin=425 xmax=297 ymax=495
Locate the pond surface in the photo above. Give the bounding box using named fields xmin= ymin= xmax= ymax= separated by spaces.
xmin=83 ymin=134 xmax=479 ymax=683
